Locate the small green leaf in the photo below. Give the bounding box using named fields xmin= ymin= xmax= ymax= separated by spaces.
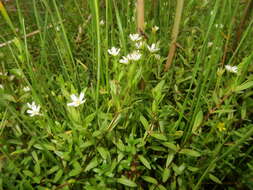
xmin=69 ymin=168 xmax=81 ymax=177
xmin=150 ymin=133 xmax=167 ymax=141
xmin=235 ymin=81 xmax=253 ymax=92
xmin=166 ymin=153 xmax=174 ymax=167
xmin=141 ymin=176 xmax=158 ymax=184
xmin=47 ymin=166 xmax=59 ymax=175
xmin=179 ymin=149 xmax=201 ymax=157
xmin=53 ymin=169 xmax=63 ymax=183
xmin=162 ymin=142 xmax=178 ymax=151
xmin=138 ymin=155 xmax=151 ymax=170
xmin=140 ymin=115 xmax=149 ymax=130
xmin=34 ymin=163 xmax=40 ymax=176
xmin=162 ymin=168 xmax=171 ymax=183
xmin=97 ymin=147 xmax=108 ymax=160
xmin=84 ymin=158 xmax=98 ymax=172
xmin=209 ymin=174 xmax=222 ymax=184
xmin=117 ymin=178 xmax=137 ymax=187
xmin=23 ymin=170 xmax=33 ymax=177
xmin=158 ymin=184 xmax=167 ymax=190
xmin=192 ymin=110 xmax=203 ymax=134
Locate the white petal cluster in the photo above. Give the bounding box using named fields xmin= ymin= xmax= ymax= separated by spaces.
xmin=152 ymin=25 xmax=159 ymax=32
xmin=0 ymin=84 xmax=3 ymax=89
xmin=67 ymin=92 xmax=86 ymax=107
xmin=225 ymin=65 xmax=238 ymax=74
xmin=119 ymin=51 xmax=142 ymax=64
xmin=129 ymin=33 xmax=142 ymax=41
xmin=147 ymin=43 xmax=160 ymax=53
xmin=23 ymin=86 xmax=30 ymax=92
xmin=27 ymin=102 xmax=41 ymax=117
xmin=119 ymin=56 xmax=129 ymax=64
xmin=108 ymin=47 xmax=120 ymax=56
xmin=127 ymin=51 xmax=142 ymax=61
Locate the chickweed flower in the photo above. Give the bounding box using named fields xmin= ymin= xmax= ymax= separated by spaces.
xmin=100 ymin=20 xmax=105 ymax=26
xmin=147 ymin=43 xmax=160 ymax=53
xmin=225 ymin=65 xmax=238 ymax=74
xmin=27 ymin=102 xmax=41 ymax=117
xmin=23 ymin=86 xmax=30 ymax=92
xmin=152 ymin=25 xmax=159 ymax=33
xmin=129 ymin=33 xmax=142 ymax=41
xmin=127 ymin=51 xmax=142 ymax=61
xmin=67 ymin=92 xmax=86 ymax=107
xmin=119 ymin=56 xmax=129 ymax=64
xmin=108 ymin=47 xmax=120 ymax=56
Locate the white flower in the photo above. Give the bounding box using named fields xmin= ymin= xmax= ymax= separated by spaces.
xmin=100 ymin=20 xmax=105 ymax=26
xmin=135 ymin=41 xmax=144 ymax=49
xmin=67 ymin=92 xmax=86 ymax=107
xmin=27 ymin=102 xmax=41 ymax=117
xmin=152 ymin=25 xmax=159 ymax=32
xmin=215 ymin=24 xmax=223 ymax=29
xmin=225 ymin=65 xmax=238 ymax=74
xmin=119 ymin=56 xmax=129 ymax=64
xmin=129 ymin=33 xmax=142 ymax=41
xmin=127 ymin=51 xmax=142 ymax=61
xmin=208 ymin=42 xmax=213 ymax=47
xmin=23 ymin=86 xmax=30 ymax=92
xmin=108 ymin=47 xmax=120 ymax=56
xmin=147 ymin=43 xmax=160 ymax=53
xmin=0 ymin=72 xmax=7 ymax=76
xmin=0 ymin=84 xmax=3 ymax=89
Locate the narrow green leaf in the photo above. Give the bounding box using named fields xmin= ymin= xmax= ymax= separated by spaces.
xmin=97 ymin=147 xmax=108 ymax=160
xmin=140 ymin=115 xmax=149 ymax=130
xmin=209 ymin=174 xmax=222 ymax=184
xmin=158 ymin=184 xmax=167 ymax=190
xmin=138 ymin=155 xmax=151 ymax=170
xmin=166 ymin=153 xmax=174 ymax=167
xmin=69 ymin=168 xmax=81 ymax=177
xmin=162 ymin=142 xmax=178 ymax=151
xmin=141 ymin=176 xmax=158 ymax=184
xmin=34 ymin=163 xmax=40 ymax=176
xmin=117 ymin=178 xmax=137 ymax=187
xmin=53 ymin=169 xmax=63 ymax=183
xmin=162 ymin=168 xmax=171 ymax=183
xmin=235 ymin=81 xmax=253 ymax=92
xmin=179 ymin=149 xmax=201 ymax=157
xmin=192 ymin=110 xmax=203 ymax=134
xmin=150 ymin=133 xmax=167 ymax=141
xmin=84 ymin=158 xmax=98 ymax=172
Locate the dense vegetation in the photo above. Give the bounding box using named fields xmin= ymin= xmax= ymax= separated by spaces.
xmin=1 ymin=0 xmax=253 ymax=189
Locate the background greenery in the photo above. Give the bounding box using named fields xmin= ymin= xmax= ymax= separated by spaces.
xmin=0 ymin=0 xmax=253 ymax=189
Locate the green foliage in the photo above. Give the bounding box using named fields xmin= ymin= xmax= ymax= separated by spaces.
xmin=1 ymin=0 xmax=253 ymax=189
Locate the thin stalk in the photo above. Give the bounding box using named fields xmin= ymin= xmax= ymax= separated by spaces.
xmin=137 ymin=0 xmax=144 ymax=33
xmin=164 ymin=0 xmax=184 ymax=72
xmin=93 ymin=0 xmax=101 ymax=113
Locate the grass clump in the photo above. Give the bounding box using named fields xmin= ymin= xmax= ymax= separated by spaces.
xmin=1 ymin=0 xmax=253 ymax=189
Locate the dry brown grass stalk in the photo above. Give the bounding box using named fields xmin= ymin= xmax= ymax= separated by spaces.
xmin=164 ymin=0 xmax=184 ymax=72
